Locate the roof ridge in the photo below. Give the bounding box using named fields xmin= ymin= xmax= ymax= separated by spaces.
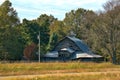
xmin=66 ymin=36 xmax=92 ymax=53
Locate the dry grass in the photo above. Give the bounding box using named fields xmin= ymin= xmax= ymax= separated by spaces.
xmin=1 ymin=72 xmax=120 ymax=80
xmin=31 ymin=73 xmax=120 ymax=80
xmin=0 ymin=62 xmax=120 ymax=80
xmin=0 ymin=62 xmax=120 ymax=76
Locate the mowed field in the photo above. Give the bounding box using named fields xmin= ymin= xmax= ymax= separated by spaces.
xmin=0 ymin=62 xmax=120 ymax=80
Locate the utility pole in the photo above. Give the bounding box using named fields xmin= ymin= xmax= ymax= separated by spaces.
xmin=38 ymin=31 xmax=40 ymax=62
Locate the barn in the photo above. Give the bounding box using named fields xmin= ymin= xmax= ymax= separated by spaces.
xmin=43 ymin=33 xmax=103 ymax=62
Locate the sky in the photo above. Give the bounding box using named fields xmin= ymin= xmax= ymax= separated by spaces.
xmin=0 ymin=0 xmax=108 ymax=21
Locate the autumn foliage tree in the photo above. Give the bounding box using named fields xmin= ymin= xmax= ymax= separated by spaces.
xmin=93 ymin=0 xmax=120 ymax=64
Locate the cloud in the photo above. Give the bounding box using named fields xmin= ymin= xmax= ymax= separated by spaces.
xmin=0 ymin=0 xmax=5 ymax=5
xmin=9 ymin=0 xmax=108 ymax=21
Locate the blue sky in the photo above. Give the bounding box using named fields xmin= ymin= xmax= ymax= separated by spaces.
xmin=0 ymin=0 xmax=108 ymax=21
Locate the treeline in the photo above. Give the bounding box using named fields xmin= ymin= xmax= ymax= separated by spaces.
xmin=0 ymin=0 xmax=120 ymax=64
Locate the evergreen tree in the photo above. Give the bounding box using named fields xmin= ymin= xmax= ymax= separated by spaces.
xmin=36 ymin=14 xmax=57 ymax=54
xmin=0 ymin=0 xmax=22 ymax=60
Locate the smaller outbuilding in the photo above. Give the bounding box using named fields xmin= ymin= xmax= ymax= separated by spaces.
xmin=43 ymin=32 xmax=103 ymax=62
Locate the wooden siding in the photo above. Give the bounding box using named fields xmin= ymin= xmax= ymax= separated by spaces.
xmin=54 ymin=38 xmax=82 ymax=52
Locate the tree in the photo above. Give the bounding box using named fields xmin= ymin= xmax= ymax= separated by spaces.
xmin=64 ymin=8 xmax=88 ymax=37
xmin=64 ymin=8 xmax=99 ymax=52
xmin=93 ymin=0 xmax=120 ymax=64
xmin=36 ymin=14 xmax=57 ymax=54
xmin=20 ymin=19 xmax=40 ymax=45
xmin=0 ymin=0 xmax=22 ymax=60
xmin=49 ymin=20 xmax=67 ymax=40
xmin=47 ymin=32 xmax=58 ymax=51
xmin=0 ymin=0 xmax=19 ymax=26
xmin=18 ymin=19 xmax=41 ymax=60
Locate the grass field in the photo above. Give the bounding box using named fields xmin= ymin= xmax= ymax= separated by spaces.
xmin=0 ymin=62 xmax=120 ymax=80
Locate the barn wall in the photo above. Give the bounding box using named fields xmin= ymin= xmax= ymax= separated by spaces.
xmin=54 ymin=38 xmax=82 ymax=52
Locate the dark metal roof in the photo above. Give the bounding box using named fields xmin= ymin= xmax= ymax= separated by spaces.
xmin=67 ymin=36 xmax=92 ymax=54
xmin=44 ymin=36 xmax=102 ymax=59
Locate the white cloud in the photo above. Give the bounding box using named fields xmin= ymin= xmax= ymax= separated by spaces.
xmin=0 ymin=0 xmax=5 ymax=5
xmin=8 ymin=0 xmax=108 ymax=21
